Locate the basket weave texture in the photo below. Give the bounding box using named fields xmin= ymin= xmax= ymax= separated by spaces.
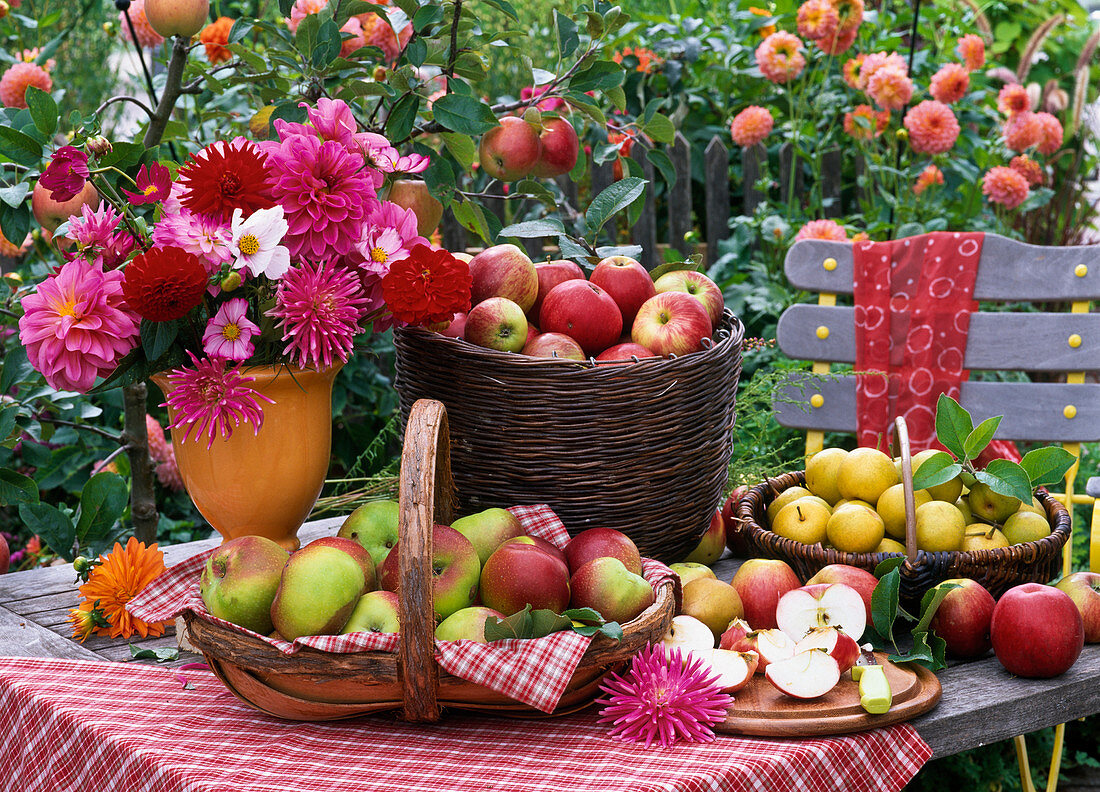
xmin=731 ymin=471 xmax=1071 ymax=602
xmin=393 ymin=311 xmax=745 ymax=564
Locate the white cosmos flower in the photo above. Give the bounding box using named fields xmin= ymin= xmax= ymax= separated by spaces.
xmin=230 ymin=206 xmax=291 ymax=280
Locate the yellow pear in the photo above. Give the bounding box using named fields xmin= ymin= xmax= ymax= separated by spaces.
xmin=766 ymin=486 xmax=813 ymax=524
xmin=837 ymin=447 xmax=898 ymax=504
xmin=826 ymin=503 xmax=886 ymax=554
xmin=834 ymin=498 xmax=874 ymax=511
xmin=910 ymin=448 xmax=964 ymax=503
xmin=914 ymin=501 xmax=966 ymax=552
xmin=1002 ymin=511 xmax=1051 ymax=545
xmin=805 ymin=448 xmax=848 ymax=505
xmin=967 ymin=482 xmax=1020 ymax=524
xmin=955 ymin=498 xmax=976 ymax=525
xmin=772 ymin=498 xmax=831 ymax=545
xmin=961 ymin=526 xmax=1010 ymax=551
xmin=1017 ymin=497 xmax=1045 ymax=517
xmin=681 ymin=578 xmax=743 ymax=643
xmin=876 ymin=484 xmax=933 ymax=539
xmin=876 ymin=537 xmax=907 ymax=554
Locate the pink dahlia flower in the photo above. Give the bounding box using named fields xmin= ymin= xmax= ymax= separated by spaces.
xmin=268 ymin=260 xmax=370 ymax=370
xmin=121 ymin=162 xmax=172 ymax=205
xmin=997 ymin=83 xmax=1030 ymax=117
xmin=1003 ymin=111 xmax=1042 ymax=152
xmin=796 ymin=0 xmax=839 ymax=43
xmin=119 ymin=0 xmax=165 ymax=48
xmin=68 ymin=202 xmax=124 ymax=251
xmin=756 ymin=31 xmax=806 ymax=84
xmin=982 ymin=166 xmax=1029 ymax=210
xmin=358 ymin=201 xmax=428 ymax=276
xmin=844 ymin=104 xmax=889 ymax=140
xmin=146 ymin=414 xmax=172 ymax=464
xmin=795 ymin=219 xmax=848 ymax=241
xmin=18 ymin=260 xmax=140 ymax=393
xmin=903 ymin=100 xmax=959 ymax=155
xmin=867 ymin=65 xmax=913 ymax=111
xmin=162 ymin=353 xmax=274 ymax=449
xmin=203 ymin=298 xmax=259 ymax=361
xmin=154 ymin=447 xmax=184 ymax=491
xmin=1009 ymin=155 xmax=1043 ymax=187
xmin=730 ymin=106 xmax=774 ymax=148
xmin=842 ymin=54 xmax=865 ymax=89
xmin=152 ymin=210 xmax=233 ymax=276
xmin=0 ymin=62 xmax=52 ymax=109
xmin=929 ymin=63 xmax=969 ymax=104
xmin=957 ymin=34 xmax=985 ymax=72
xmin=303 ymin=97 xmax=359 ymax=152
xmin=1034 ymin=112 xmax=1064 ymax=156
xmin=913 ymin=165 xmax=944 ymax=196
xmin=858 ymin=51 xmax=906 ymax=91
xmin=40 ymin=146 xmax=90 ymax=203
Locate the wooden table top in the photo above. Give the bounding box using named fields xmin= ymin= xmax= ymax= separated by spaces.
xmin=0 ymin=519 xmax=1096 ymax=760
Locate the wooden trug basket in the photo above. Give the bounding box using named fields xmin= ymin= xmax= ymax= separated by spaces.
xmin=185 ymin=399 xmax=678 ymax=722
xmin=730 ymin=418 xmax=1072 ymax=603
xmin=392 ymin=311 xmax=745 ymax=564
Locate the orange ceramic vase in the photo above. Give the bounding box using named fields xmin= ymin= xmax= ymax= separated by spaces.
xmin=152 ymin=364 xmax=342 ymax=551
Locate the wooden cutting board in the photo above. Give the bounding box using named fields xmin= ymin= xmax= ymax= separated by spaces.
xmin=716 ymin=653 xmax=941 ymax=737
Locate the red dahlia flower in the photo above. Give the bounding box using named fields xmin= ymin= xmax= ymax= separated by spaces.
xmin=122 ymin=246 xmax=209 ymax=322
xmin=176 ymin=140 xmax=275 ymax=222
xmin=382 ymin=244 xmax=471 ymax=327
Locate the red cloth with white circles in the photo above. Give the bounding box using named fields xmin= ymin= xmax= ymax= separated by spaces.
xmin=853 ymin=232 xmax=1018 ymax=461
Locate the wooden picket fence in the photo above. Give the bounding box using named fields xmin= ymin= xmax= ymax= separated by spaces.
xmin=439 ymin=133 xmax=845 ymax=270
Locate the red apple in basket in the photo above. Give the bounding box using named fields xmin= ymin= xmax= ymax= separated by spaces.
xmin=682 ymin=508 xmax=726 ymax=566
xmin=145 ymin=0 xmax=210 ymax=37
xmin=478 ymin=117 xmax=541 ymax=182
xmin=722 ymin=485 xmax=751 ymax=557
xmin=200 ymin=535 xmax=289 ymax=635
xmin=480 ymin=541 xmax=571 ymax=616
xmin=631 ymin=292 xmax=712 ymax=357
xmin=766 ymin=649 xmax=841 ymax=699
xmin=928 ymin=578 xmax=996 ymax=659
xmin=500 ymin=535 xmax=568 ymax=566
xmin=569 ymin=557 xmax=654 ymax=624
xmin=468 ymin=243 xmax=539 ymax=311
xmin=730 ymin=558 xmax=802 ymax=630
xmin=991 ymin=583 xmax=1084 ymax=678
xmin=539 ymin=280 xmax=623 ymax=356
xmin=564 ymin=527 xmax=642 ymax=576
xmin=590 ymin=256 xmax=657 ymax=328
xmin=341 ymin=590 xmax=401 ymax=635
xmin=307 ymin=536 xmax=377 ymax=592
xmin=435 ymin=605 xmax=506 ymax=642
xmin=806 ymin=564 xmax=879 ymax=628
xmin=464 ymin=297 xmax=529 ymax=353
xmin=522 ymin=331 xmax=585 ymax=360
xmin=775 ymin=583 xmax=867 ymax=642
xmin=531 ymin=259 xmax=585 ymax=320
xmin=595 ymin=342 xmax=657 ymax=362
xmin=451 ymin=507 xmax=526 ymax=565
xmin=794 ymin=626 xmax=860 ymax=673
xmin=531 ymin=117 xmax=580 ymax=178
xmin=438 ymin=312 xmax=466 ymax=339
xmin=653 ymin=269 xmax=724 ymax=327
xmin=1055 ymin=572 xmax=1100 ymax=643
xmin=378 ymin=524 xmax=482 ymax=623
xmin=271 ymin=544 xmax=367 ymax=640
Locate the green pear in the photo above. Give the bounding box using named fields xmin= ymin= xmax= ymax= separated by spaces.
xmin=911 ymin=449 xmax=964 ymax=503
xmin=669 ymin=562 xmax=717 ymax=588
xmin=1003 ymin=511 xmax=1051 ymax=545
xmin=967 ymin=482 xmax=1021 ymax=524
xmin=826 ymin=503 xmax=885 ymax=553
xmin=451 ymin=508 xmax=525 ymax=565
xmin=200 ymin=536 xmax=289 ymax=634
xmin=338 ymin=500 xmax=400 ymax=568
xmin=805 ymin=448 xmax=848 ymax=505
xmin=956 ymin=498 xmax=976 ymax=525
xmin=270 ymin=545 xmax=367 ymax=640
xmin=1018 ymin=497 xmax=1046 ymax=517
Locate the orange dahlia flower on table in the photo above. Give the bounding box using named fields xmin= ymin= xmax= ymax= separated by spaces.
xmin=70 ymin=537 xmax=171 ymax=642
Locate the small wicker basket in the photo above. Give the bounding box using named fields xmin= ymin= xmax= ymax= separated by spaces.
xmin=392 ymin=311 xmax=745 ymax=564
xmin=729 ymin=418 xmax=1072 ymax=603
xmin=185 ymin=399 xmax=679 ymax=722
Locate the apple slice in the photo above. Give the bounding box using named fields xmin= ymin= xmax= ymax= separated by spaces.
xmin=718 ymin=618 xmax=753 ymax=650
xmin=794 ymin=626 xmax=860 ymax=673
xmin=775 ymin=583 xmax=867 ymax=642
xmin=661 ymin=614 xmax=715 ymax=657
xmin=702 ymin=648 xmax=759 ymax=693
xmin=765 ymin=649 xmax=842 ymax=699
xmin=725 ymin=627 xmax=795 ymax=673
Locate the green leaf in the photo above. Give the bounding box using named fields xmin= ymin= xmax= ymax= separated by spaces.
xmin=642 ymin=113 xmax=675 ymax=144
xmin=0 ymin=203 xmax=31 ymax=251
xmin=228 ymin=17 xmax=254 ymax=43
xmin=451 ymin=199 xmax=494 ymax=245
xmin=0 ymin=468 xmax=38 ymax=507
xmin=19 ymin=502 xmax=76 ymax=561
xmin=498 ymin=219 xmax=564 ymax=239
xmin=554 ymin=10 xmax=579 ymax=57
xmin=271 ymin=101 xmax=307 ymax=127
xmin=913 ymin=582 xmax=960 ymax=634
xmin=431 ymin=94 xmax=499 ymax=136
xmin=140 ymin=319 xmax=178 ymax=364
xmin=646 ymin=148 xmax=676 ymax=187
xmin=569 ymin=61 xmax=625 ymax=94
xmin=0 ymin=181 xmax=29 ymax=209
xmin=484 ymin=605 xmax=533 ymax=641
xmin=0 ymin=404 xmax=16 ymax=445
xmin=562 ymin=607 xmax=604 ymax=624
xmin=278 ymin=0 xmax=294 ymax=16
xmin=573 ymin=621 xmax=623 ymax=640
xmin=0 ymin=345 xmax=34 ymax=393
xmin=976 ymin=459 xmax=1033 ymax=504
xmin=76 ymin=473 xmax=129 ymax=545
xmin=311 ymin=19 xmax=344 ymax=67
xmin=871 ymin=566 xmax=900 ymax=642
xmin=585 ymin=177 xmax=646 ymax=237
xmin=934 ymin=393 xmax=974 ymax=461
xmin=129 ymin=645 xmax=180 ymax=663
xmin=557 ymin=235 xmax=593 ymax=264
xmin=24 ymin=88 xmax=57 ymax=138
xmin=480 ymin=0 xmax=518 ymax=20
xmin=963 ymin=416 xmax=1002 ymax=461
xmin=889 ymin=630 xmax=947 ymax=671
xmin=412 ymin=4 xmax=445 ymax=31
xmin=0 ymin=125 xmax=44 ymax=166
xmin=440 ymin=132 xmax=476 ymax=170
xmin=1019 ymin=447 xmax=1077 ymax=488
xmin=385 ymin=93 xmax=419 ymax=142
xmin=528 ymin=609 xmax=574 ymax=638
xmin=910 ymin=451 xmax=961 ymax=491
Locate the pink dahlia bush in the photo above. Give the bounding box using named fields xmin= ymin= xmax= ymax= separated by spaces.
xmin=730 ymin=106 xmax=774 ymax=147
xmin=904 ymin=101 xmax=960 ymax=155
xmin=982 ymin=166 xmax=1030 ymax=210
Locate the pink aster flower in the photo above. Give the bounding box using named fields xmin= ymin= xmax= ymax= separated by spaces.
xmin=957 ymin=34 xmax=985 ymax=72
xmin=795 ymin=219 xmax=848 ymax=241
xmin=303 ymin=97 xmax=359 ymax=151
xmin=904 ymin=100 xmax=959 ymax=155
xmin=998 ymin=83 xmax=1030 ymax=117
xmin=913 ymin=164 xmax=944 ymax=196
xmin=122 ymin=163 xmax=172 ymax=205
xmin=40 ymin=146 xmax=90 ymax=203
xmin=268 ymin=260 xmax=370 ymax=370
xmin=982 ymin=166 xmax=1029 ymax=210
xmin=357 ymin=201 xmax=428 ymax=275
xmin=264 ymin=133 xmax=379 ymax=260
xmin=756 ymin=31 xmax=806 ymax=84
xmin=162 ymin=353 xmax=274 ymax=449
xmin=152 ymin=210 xmax=233 ymax=275
xmin=597 ymin=644 xmax=732 ymax=748
xmin=202 ymin=298 xmax=259 ymax=361
xmin=730 ymin=106 xmax=774 ymax=147
xmin=867 ymin=65 xmax=913 ymax=111
xmin=929 ymin=63 xmax=969 ymax=104
xmin=1003 ymin=111 xmax=1042 ymax=152
xmin=1034 ymin=112 xmax=1064 ymax=156
xmin=18 ymin=260 xmax=140 ymax=393
xmin=67 ymin=202 xmax=124 ymax=251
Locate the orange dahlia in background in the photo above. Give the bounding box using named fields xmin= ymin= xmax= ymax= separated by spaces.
xmin=997 ymin=84 xmax=1030 ymax=117
xmin=748 ymin=7 xmax=777 ymax=38
xmin=913 ymin=165 xmax=944 ymax=196
xmin=904 ymin=100 xmax=959 ymax=155
xmin=929 ymin=63 xmax=969 ymax=104
xmin=0 ymin=227 xmax=30 ymax=257
xmin=756 ymin=31 xmax=806 ymax=84
xmin=119 ymin=0 xmax=165 ymax=48
xmin=797 ymin=0 xmax=839 ymax=43
xmin=0 ymin=61 xmax=51 ymax=109
xmin=1034 ymin=112 xmax=1064 ymax=156
xmin=1009 ymin=155 xmax=1043 ymax=187
xmin=982 ymin=166 xmax=1029 ymax=209
xmin=795 ymin=219 xmax=848 ymax=241
xmin=200 ymin=16 xmax=234 ymax=64
xmin=844 ymin=104 xmax=889 ymax=140
xmin=1003 ymin=111 xmax=1042 ymax=153
xmin=613 ymin=47 xmax=663 ymax=74
xmin=867 ymin=66 xmax=913 ymax=111
xmin=72 ymin=537 xmax=170 ymax=641
xmin=957 ymin=34 xmax=985 ymax=72
xmin=842 ymin=54 xmax=866 ymax=88
xmin=730 ymin=106 xmax=774 ymax=147
xmin=857 ymin=51 xmax=905 ymax=90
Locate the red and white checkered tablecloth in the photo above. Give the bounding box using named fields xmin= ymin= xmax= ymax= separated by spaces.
xmin=127 ymin=505 xmax=676 ymax=713
xmin=0 ymin=657 xmax=931 ymax=792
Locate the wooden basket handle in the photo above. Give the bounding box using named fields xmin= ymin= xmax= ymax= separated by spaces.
xmin=397 ymin=398 xmax=456 ymax=722
xmin=894 ymin=416 xmax=919 ymax=563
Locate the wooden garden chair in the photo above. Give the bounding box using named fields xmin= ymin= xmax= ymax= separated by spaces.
xmin=771 ymin=233 xmax=1100 ymax=792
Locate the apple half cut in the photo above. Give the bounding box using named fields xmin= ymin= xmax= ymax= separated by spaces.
xmin=718 ymin=618 xmax=753 ymax=651
xmin=775 ymin=583 xmax=867 ymax=641
xmin=765 ymin=649 xmax=842 ymax=699
xmin=700 ymin=648 xmax=759 ymax=693
xmin=724 ymin=628 xmax=795 ymax=673
xmin=794 ymin=626 xmax=860 ymax=673
xmin=661 ymin=614 xmax=715 ymax=657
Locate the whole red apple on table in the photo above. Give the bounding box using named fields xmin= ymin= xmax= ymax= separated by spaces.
xmin=564 ymin=527 xmax=643 ymax=576
xmin=32 ymin=181 xmax=101 ymax=233
xmin=590 ymin=256 xmax=657 ymax=328
xmin=991 ymin=583 xmax=1084 ymax=678
xmin=682 ymin=508 xmax=726 ymax=566
xmin=729 ymin=558 xmax=802 ymax=630
xmin=522 ymin=332 xmax=585 ymax=360
xmin=478 ymin=117 xmax=541 ymax=181
xmin=569 ymin=557 xmax=655 ymax=624
xmin=144 ymin=0 xmax=210 ymax=37
xmin=468 ymin=244 xmax=539 ymax=311
xmin=530 ymin=117 xmax=580 ymax=178
xmin=386 ymin=179 xmax=443 ymax=237
xmin=378 ymin=524 xmax=482 ymax=623
xmin=928 ymin=578 xmax=996 ymax=658
xmin=530 ymin=259 xmax=585 ymax=320
xmin=539 ymin=280 xmax=623 ymax=355
xmin=464 ymin=297 xmax=529 ymax=352
xmin=653 ymin=269 xmax=725 ymax=327
xmin=806 ymin=563 xmax=879 ymax=628
xmin=200 ymin=535 xmax=290 ymax=635
xmin=631 ymin=291 xmax=713 ymax=357
xmin=480 ymin=541 xmax=571 ymax=616
xmin=595 ymin=342 xmax=657 ymax=363
xmin=1054 ymin=572 xmax=1100 ymax=643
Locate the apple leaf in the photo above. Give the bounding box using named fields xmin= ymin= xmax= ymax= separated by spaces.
xmin=874 ymin=556 xmax=906 ymax=577
xmin=910 ymin=451 xmax=961 ymax=491
xmin=19 ymin=502 xmax=75 ymax=562
xmin=0 ymin=468 xmax=38 ymax=507
xmin=528 ymin=609 xmax=574 ymax=638
xmin=1019 ymin=447 xmax=1077 ymax=488
xmin=974 ymin=459 xmax=1033 ymax=505
xmin=129 ymin=645 xmax=180 ymax=663
xmin=871 ymin=566 xmax=901 ymax=644
xmin=484 ymin=606 xmax=534 ymax=641
xmin=585 ymin=177 xmax=646 ymax=238
xmin=888 ymin=630 xmax=947 ymax=672
xmin=963 ymin=416 xmax=1002 ymax=461
xmin=934 ymin=394 xmax=974 ymax=461
xmin=912 ymin=582 xmax=960 ymax=635
xmin=498 ymin=219 xmax=565 ymax=239
xmin=431 ymin=94 xmax=500 ymax=136
xmin=577 ymin=621 xmax=623 ymax=640
xmin=562 ymin=607 xmax=604 ymax=624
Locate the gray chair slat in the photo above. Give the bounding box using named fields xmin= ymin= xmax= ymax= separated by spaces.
xmin=1086 ymin=477 xmax=1100 ymax=498
xmin=773 ymin=374 xmax=1100 ymax=442
xmin=785 ymin=235 xmax=1100 ymax=301
xmin=777 ymin=305 xmax=1100 ymax=372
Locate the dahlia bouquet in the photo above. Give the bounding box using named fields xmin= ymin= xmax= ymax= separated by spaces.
xmin=18 ymin=97 xmax=471 ymax=448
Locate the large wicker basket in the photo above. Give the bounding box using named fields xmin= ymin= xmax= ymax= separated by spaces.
xmin=729 ymin=418 xmax=1072 ymax=603
xmin=185 ymin=399 xmax=679 ymax=722
xmin=392 ymin=311 xmax=745 ymax=564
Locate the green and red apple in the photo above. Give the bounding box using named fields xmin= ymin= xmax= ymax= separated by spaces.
xmin=564 ymin=527 xmax=642 ymax=576
xmin=631 ymin=291 xmax=713 ymax=357
xmin=729 ymin=558 xmax=802 ymax=630
xmin=480 ymin=540 xmax=570 ymax=616
xmin=468 ymin=243 xmax=539 ymax=311
xmin=451 ymin=507 xmax=526 ymax=565
xmin=1055 ymin=572 xmax=1100 ymax=643
xmin=464 ymin=296 xmax=529 ymax=352
xmin=341 ymin=590 xmax=401 ymax=635
xmin=270 ymin=544 xmax=367 ymax=640
xmin=652 ymin=269 xmax=724 ymax=327
xmin=378 ymin=524 xmax=481 ymax=623
xmin=927 ymin=578 xmax=995 ymax=658
xmin=435 ymin=606 xmax=507 ymax=642
xmin=338 ymin=499 xmax=400 ymax=569
xmin=682 ymin=508 xmax=726 ymax=566
xmin=478 ymin=117 xmax=541 ymax=182
xmin=199 ymin=535 xmax=289 ymax=635
xmin=569 ymin=557 xmax=655 ymax=624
